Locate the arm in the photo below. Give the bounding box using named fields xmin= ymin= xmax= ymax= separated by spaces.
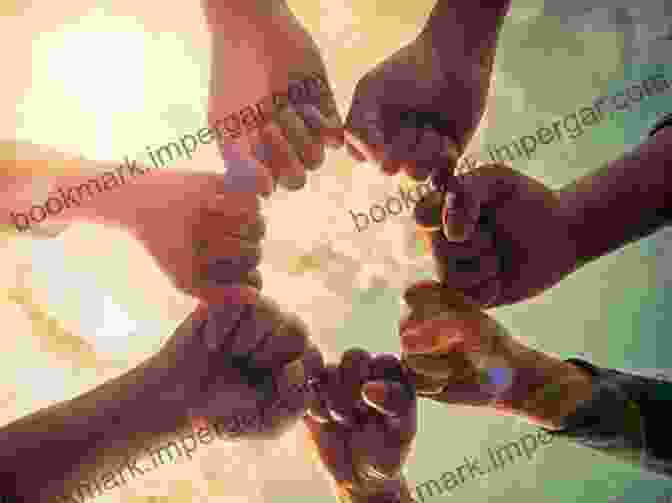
xmin=492 ymin=352 xmax=672 ymax=477
xmin=0 ymin=352 xmax=185 ymax=502
xmin=399 ymin=281 xmax=672 ymax=478
xmin=0 ymin=297 xmax=325 ymax=502
xmin=559 ymin=116 xmax=672 ymax=267
xmin=0 ymin=140 xmax=121 ymax=235
xmin=423 ymin=0 xmax=512 ymax=68
xmin=1 ymin=139 xmax=269 ymax=304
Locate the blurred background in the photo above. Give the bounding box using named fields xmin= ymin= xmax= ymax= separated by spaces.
xmin=1 ymin=0 xmax=672 ymax=501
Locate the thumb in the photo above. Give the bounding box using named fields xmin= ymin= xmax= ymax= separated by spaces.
xmin=414 ymin=173 xmax=481 ymax=243
xmin=403 ymin=280 xmax=480 ymax=314
xmin=361 ymin=380 xmax=414 ymax=419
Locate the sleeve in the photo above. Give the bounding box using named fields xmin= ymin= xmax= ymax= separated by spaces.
xmin=541 ymin=358 xmax=672 ymax=477
xmin=649 ymin=112 xmax=672 ymax=138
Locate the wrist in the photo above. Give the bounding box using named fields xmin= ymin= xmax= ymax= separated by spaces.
xmin=203 ymin=0 xmax=288 ymax=30
xmin=423 ymin=0 xmax=511 ymax=60
xmin=496 ymin=351 xmax=595 ymax=430
xmin=338 ymin=477 xmax=413 ymax=503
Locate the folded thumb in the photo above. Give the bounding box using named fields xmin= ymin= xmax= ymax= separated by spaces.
xmin=362 ymin=380 xmax=411 ymax=418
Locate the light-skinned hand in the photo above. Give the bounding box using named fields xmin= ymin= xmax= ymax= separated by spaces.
xmin=205 ymin=1 xmax=344 ymax=192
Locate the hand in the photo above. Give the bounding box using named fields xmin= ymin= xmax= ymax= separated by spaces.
xmin=304 ymin=350 xmax=417 ymax=501
xmin=399 ymin=280 xmax=594 ymax=428
xmin=206 ymin=1 xmax=344 ymax=192
xmin=344 ymin=26 xmax=493 ymax=181
xmin=152 ymin=294 xmax=326 ymax=440
xmin=413 ymin=162 xmax=580 ymax=308
xmin=98 ymin=163 xmax=272 ymax=305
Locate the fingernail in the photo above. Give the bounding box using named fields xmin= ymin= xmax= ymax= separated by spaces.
xmin=277 ymin=174 xmax=306 ymax=191
xmin=362 ymin=381 xmax=387 ymax=405
xmin=400 ymin=329 xmax=436 ymax=353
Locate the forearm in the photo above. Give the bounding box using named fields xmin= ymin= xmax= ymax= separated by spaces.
xmin=558 ymin=125 xmax=672 ymax=267
xmin=423 ymin=0 xmax=512 ymax=64
xmin=201 ymin=0 xmax=288 ymax=30
xmin=0 ymin=353 xmax=184 ymax=502
xmin=1 ymin=143 xmax=139 ymax=233
xmin=493 ymin=349 xmax=596 ymax=430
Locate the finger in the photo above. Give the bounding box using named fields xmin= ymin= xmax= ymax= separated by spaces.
xmin=323 ymin=362 xmax=353 ymax=425
xmin=413 ymin=189 xmax=444 ymax=231
xmin=340 ymin=348 xmax=373 ymax=414
xmin=275 ymin=104 xmax=326 ymax=172
xmin=202 ymin=303 xmax=248 ymax=352
xmin=362 ymin=380 xmax=417 ymax=441
xmin=335 ymin=348 xmax=373 ymax=422
xmin=217 ymin=143 xmax=275 ymax=198
xmin=401 ymin=311 xmax=489 ymax=355
xmin=208 ymin=213 xmax=267 ymax=243
xmin=188 ymin=284 xmax=259 ymax=306
xmin=459 ymin=277 xmax=502 ymax=308
xmin=228 ymin=296 xmax=284 ymax=357
xmin=303 ymin=413 xmax=356 ymax=483
xmin=403 ymin=280 xmax=480 ymax=315
xmin=344 ymin=129 xmax=385 ymax=165
xmin=306 ymin=383 xmax=332 ymax=424
xmin=302 ymin=345 xmax=327 ymax=391
xmin=385 ymin=126 xmax=420 ymax=176
xmin=387 ymin=125 xmax=419 ymax=161
xmin=206 ymin=192 xmax=261 ymax=217
xmin=369 ymin=353 xmax=405 ymax=382
xmin=346 ymin=141 xmax=367 ymax=163
xmin=295 ymin=104 xmax=344 ymax=153
xmin=198 ymin=242 xmax=262 ymax=286
xmin=431 ymin=229 xmax=500 ymax=289
xmin=312 ymin=88 xmax=345 ymax=149
xmin=403 ymin=351 xmax=474 ymax=380
xmin=249 ymin=311 xmax=311 ymax=370
xmin=413 ymin=128 xmax=445 ymax=162
xmin=399 ymin=129 xmax=446 ymax=182
xmin=258 ymin=122 xmax=307 ymax=191
xmin=415 ymin=176 xmax=480 ymax=243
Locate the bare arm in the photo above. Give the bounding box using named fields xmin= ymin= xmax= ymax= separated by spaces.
xmin=0 ymin=140 xmax=149 ymax=235
xmin=558 ymin=123 xmax=672 ymax=267
xmin=0 ymin=296 xmax=323 ymax=502
xmin=423 ymin=0 xmax=512 ymax=66
xmin=0 ymin=350 xmax=185 ymax=502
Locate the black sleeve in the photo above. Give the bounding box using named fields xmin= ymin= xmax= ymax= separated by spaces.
xmin=649 ymin=111 xmax=672 ymax=137
xmin=541 ymin=359 xmax=672 ymax=477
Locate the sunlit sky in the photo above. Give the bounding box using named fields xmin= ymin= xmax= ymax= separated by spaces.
xmin=3 ymin=1 xmax=672 ymax=502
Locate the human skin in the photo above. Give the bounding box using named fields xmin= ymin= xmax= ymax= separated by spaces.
xmin=1 ymin=140 xmax=272 ymax=304
xmin=344 ymin=0 xmax=511 ymax=181
xmin=203 ymin=0 xmax=345 ymax=192
xmin=413 ymin=124 xmax=672 ymax=308
xmin=398 ymin=280 xmax=595 ymax=430
xmin=304 ymin=350 xmax=417 ymax=503
xmin=0 ymin=295 xmax=325 ymax=502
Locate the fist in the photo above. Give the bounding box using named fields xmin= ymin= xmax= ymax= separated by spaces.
xmin=304 ymin=350 xmax=417 ymax=498
xmin=153 ymin=294 xmax=325 ymax=440
xmin=414 ymin=162 xmax=579 ymax=308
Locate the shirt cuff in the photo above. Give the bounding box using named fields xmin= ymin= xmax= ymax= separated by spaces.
xmin=649 ymin=111 xmax=672 ymax=137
